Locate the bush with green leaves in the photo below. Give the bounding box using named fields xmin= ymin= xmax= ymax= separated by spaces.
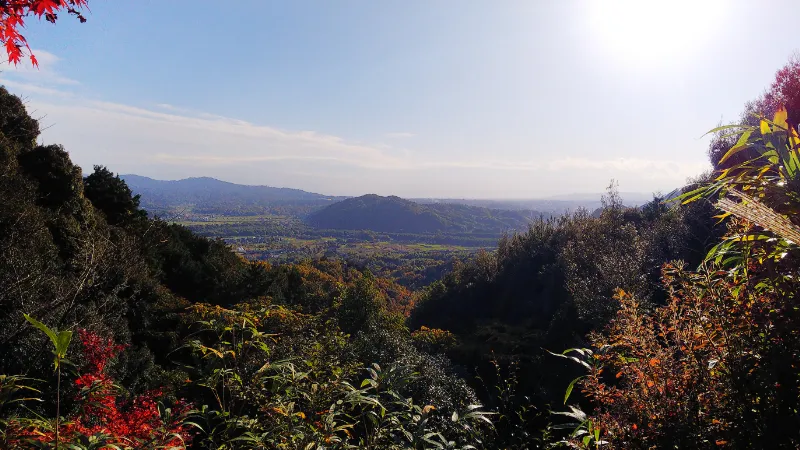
xmin=179 ymin=300 xmax=492 ymax=449
xmin=551 ymin=106 xmax=800 ymax=449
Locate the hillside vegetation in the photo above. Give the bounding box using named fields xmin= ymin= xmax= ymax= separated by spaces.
xmin=0 ymin=86 xmax=488 ymax=448
xmin=307 ymin=194 xmax=539 ymax=234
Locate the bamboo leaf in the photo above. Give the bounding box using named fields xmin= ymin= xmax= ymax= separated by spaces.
xmin=718 ymin=130 xmax=753 ymax=164
xmin=761 ymin=118 xmax=772 ymax=135
xmin=703 ymin=123 xmax=750 ymax=136
xmin=790 ymin=126 xmax=800 ymax=148
xmin=55 ymin=330 xmax=73 ymax=359
xmin=774 ymin=105 xmax=788 ymax=130
xmin=23 ymin=314 xmax=58 ymax=351
xmin=546 ymin=349 xmax=591 ymax=370
xmin=564 ymin=376 xmax=584 ymax=404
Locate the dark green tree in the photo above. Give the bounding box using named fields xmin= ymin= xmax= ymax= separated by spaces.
xmin=0 ymin=86 xmax=39 ymax=149
xmin=337 ymin=270 xmax=387 ymax=334
xmin=83 ymin=165 xmax=146 ymax=227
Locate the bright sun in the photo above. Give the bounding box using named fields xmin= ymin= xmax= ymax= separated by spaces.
xmin=587 ymin=0 xmax=723 ymax=68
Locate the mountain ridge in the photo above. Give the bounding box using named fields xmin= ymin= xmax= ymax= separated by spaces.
xmin=307 ymin=194 xmax=540 ymax=234
xmin=121 ymin=174 xmax=333 ymax=198
xmin=121 ymin=174 xmax=666 ymax=218
xmin=120 ymin=174 xmax=341 ymax=215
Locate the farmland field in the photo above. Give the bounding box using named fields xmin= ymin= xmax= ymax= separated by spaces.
xmin=177 ymin=213 xmax=498 ymax=289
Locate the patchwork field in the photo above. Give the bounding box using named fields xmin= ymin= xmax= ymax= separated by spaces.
xmin=177 ymin=213 xmax=496 ymax=289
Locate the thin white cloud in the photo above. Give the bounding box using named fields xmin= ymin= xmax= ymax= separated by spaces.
xmin=417 ymin=160 xmax=539 ymax=170
xmin=152 ymin=153 xmax=376 ymax=166
xmin=546 ymin=157 xmax=707 ymax=179
xmin=385 ymin=132 xmax=415 ymax=138
xmin=0 ymin=79 xmax=74 ymax=97
xmin=27 ymin=97 xmax=409 ymax=170
xmin=0 ymin=49 xmax=79 ymax=85
xmin=29 ymin=92 xmax=704 ymax=176
xmin=0 ymin=49 xmax=707 ymax=196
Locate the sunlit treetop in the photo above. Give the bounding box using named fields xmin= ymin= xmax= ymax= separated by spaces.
xmin=0 ymin=0 xmax=88 ymax=67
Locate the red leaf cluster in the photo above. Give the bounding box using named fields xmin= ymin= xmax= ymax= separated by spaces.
xmin=9 ymin=329 xmax=194 ymax=448
xmin=65 ymin=330 xmax=193 ymax=446
xmin=0 ymin=0 xmax=88 ymax=66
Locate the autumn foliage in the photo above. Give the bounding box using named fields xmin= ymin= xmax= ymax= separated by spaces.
xmin=559 ymin=105 xmax=800 ymax=448
xmin=578 ymin=260 xmax=799 ymax=448
xmin=758 ymin=56 xmax=800 ymax=126
xmin=2 ymin=12 xmax=800 ymax=445
xmin=411 ymin=326 xmax=457 ymax=353
xmin=7 ymin=330 xmax=194 ymax=449
xmin=711 ymin=55 xmax=800 ymax=168
xmin=0 ymin=0 xmax=88 ymax=66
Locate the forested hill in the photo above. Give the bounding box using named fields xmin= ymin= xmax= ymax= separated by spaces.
xmin=121 ymin=174 xmax=341 ymax=215
xmin=307 ymin=193 xmax=540 ymax=233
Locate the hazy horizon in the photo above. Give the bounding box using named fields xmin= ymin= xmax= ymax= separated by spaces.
xmin=122 ymin=172 xmax=664 ymax=202
xmin=1 ymin=1 xmax=795 ymax=197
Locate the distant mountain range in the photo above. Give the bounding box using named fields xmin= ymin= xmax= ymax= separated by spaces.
xmin=121 ymin=174 xmax=664 ymax=225
xmin=413 ymin=192 xmax=658 ymax=215
xmin=121 ymin=174 xmax=341 ymax=215
xmin=307 ymin=194 xmax=541 ymax=234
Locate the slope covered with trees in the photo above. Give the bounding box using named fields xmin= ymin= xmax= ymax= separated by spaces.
xmin=406 ymin=187 xmax=720 ymax=436
xmin=0 ymin=87 xmax=495 ymax=448
xmin=562 ymin=105 xmax=800 ymax=449
xmin=403 ymin=57 xmax=800 ymax=448
xmin=308 ymin=194 xmax=538 ymax=234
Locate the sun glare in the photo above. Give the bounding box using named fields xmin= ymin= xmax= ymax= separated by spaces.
xmin=587 ymin=0 xmax=723 ymax=69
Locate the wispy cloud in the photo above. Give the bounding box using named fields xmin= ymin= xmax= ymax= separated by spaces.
xmin=385 ymin=132 xmax=415 ymax=139
xmin=0 ymin=50 xmax=79 ymax=85
xmin=26 ymin=92 xmax=705 ymax=179
xmin=0 ymin=79 xmax=74 ymax=97
xmin=414 ymin=158 xmax=705 ymax=180
xmin=0 ymin=50 xmax=707 ymax=196
xmin=545 ymin=157 xmax=706 ymax=179
xmin=30 ymin=98 xmax=409 ymax=170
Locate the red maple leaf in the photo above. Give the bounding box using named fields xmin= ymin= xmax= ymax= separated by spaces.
xmin=0 ymin=0 xmax=89 ymax=67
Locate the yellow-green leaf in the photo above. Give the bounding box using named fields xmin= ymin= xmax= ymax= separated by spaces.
xmin=790 ymin=126 xmax=800 ymax=148
xmin=23 ymin=314 xmax=58 ymax=350
xmin=55 ymin=330 xmax=73 ymax=359
xmin=719 ymin=130 xmax=752 ymax=164
xmin=774 ymin=105 xmax=788 ymax=130
xmin=760 ymin=118 xmax=771 ymax=135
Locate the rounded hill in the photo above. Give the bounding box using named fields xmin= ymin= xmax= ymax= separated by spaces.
xmin=307 ymin=194 xmax=535 ymax=234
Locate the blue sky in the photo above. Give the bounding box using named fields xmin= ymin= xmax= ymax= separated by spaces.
xmin=2 ymin=0 xmax=798 ymax=197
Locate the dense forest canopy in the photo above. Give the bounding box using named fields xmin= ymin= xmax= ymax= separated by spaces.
xmin=1 ymin=6 xmax=800 ymax=449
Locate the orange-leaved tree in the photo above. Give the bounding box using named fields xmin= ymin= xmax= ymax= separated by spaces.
xmin=0 ymin=0 xmax=88 ymax=66
xmin=553 ymin=105 xmax=800 ymax=449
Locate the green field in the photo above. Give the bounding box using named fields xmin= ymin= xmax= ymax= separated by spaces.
xmin=177 ymin=214 xmax=492 ymax=288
